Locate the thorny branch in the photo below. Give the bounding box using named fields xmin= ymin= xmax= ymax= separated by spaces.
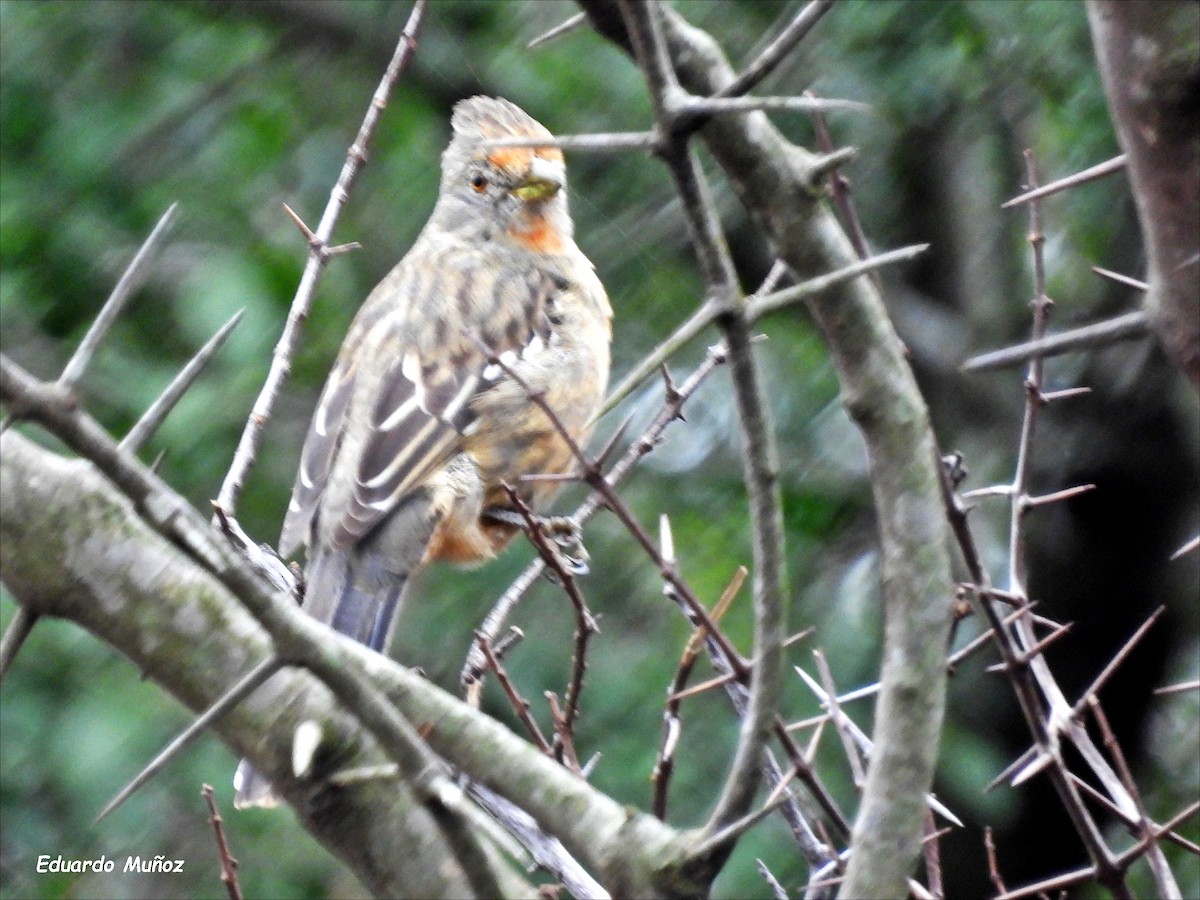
xmin=462 ymin=342 xmax=731 ymax=691
xmin=214 ymin=0 xmax=426 ymax=519
xmin=618 ymin=0 xmax=789 ymax=844
xmin=3 ymin=2 xmax=1194 ymax=898
xmin=201 ymin=785 xmax=244 ymax=900
xmin=941 ymin=151 xmax=1188 ymax=899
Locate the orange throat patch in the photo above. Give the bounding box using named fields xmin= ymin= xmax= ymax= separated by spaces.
xmin=507 ymin=211 xmax=565 ymax=254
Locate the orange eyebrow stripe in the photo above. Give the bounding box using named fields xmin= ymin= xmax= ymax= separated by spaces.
xmin=486 ymin=145 xmax=564 ymax=172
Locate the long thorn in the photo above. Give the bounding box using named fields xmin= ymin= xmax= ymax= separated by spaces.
xmin=526 ymin=11 xmax=586 ymax=49
xmin=689 ymin=793 xmax=791 ymax=862
xmin=1154 ymin=678 xmax=1200 ymax=696
xmin=121 ymin=310 xmax=244 ymax=453
xmin=963 ymin=310 xmax=1148 ymax=372
xmin=96 ymin=657 xmax=282 ymax=822
xmin=60 ymin=204 xmax=179 ymax=390
xmin=716 ymin=0 xmax=836 ymax=99
xmin=1091 ymin=266 xmax=1148 ymax=292
xmin=0 ymin=608 xmax=40 ymax=681
xmin=1170 ymin=535 xmax=1199 ymax=560
xmin=1071 ymin=606 xmax=1166 ymax=715
xmin=747 ymin=244 xmax=929 ymax=320
xmin=1001 ymin=154 xmax=1126 ymax=208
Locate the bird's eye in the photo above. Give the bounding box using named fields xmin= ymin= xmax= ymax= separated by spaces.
xmin=469 ymin=173 xmax=489 ymax=192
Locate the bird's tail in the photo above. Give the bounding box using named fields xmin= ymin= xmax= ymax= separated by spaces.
xmin=233 ymin=546 xmax=413 ymax=809
xmin=303 ymin=544 xmax=411 ymax=653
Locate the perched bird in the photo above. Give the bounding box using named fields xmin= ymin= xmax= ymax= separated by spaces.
xmin=235 ymin=96 xmax=611 ymax=807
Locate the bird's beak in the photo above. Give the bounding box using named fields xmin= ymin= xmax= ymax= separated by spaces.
xmin=512 ymin=155 xmax=563 ymax=201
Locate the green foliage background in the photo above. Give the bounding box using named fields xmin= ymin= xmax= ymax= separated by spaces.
xmin=2 ymin=2 xmax=1196 ymax=898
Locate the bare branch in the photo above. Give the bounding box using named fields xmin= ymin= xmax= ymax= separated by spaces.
xmin=214 ymin=0 xmax=426 ymax=518
xmin=1089 ymin=699 xmax=1178 ymax=897
xmin=995 ymin=865 xmax=1098 ymax=900
xmin=201 ymin=785 xmax=244 ymax=900
xmin=757 ymin=858 xmax=790 ymax=900
xmin=482 ymin=131 xmax=660 ymax=153
xmin=686 ymin=95 xmax=869 ymax=115
xmin=619 ymin=0 xmax=791 ymax=842
xmin=464 ymin=343 xmax=728 ymax=694
xmin=476 ymin=634 xmax=554 ymax=756
xmin=573 ymin=5 xmax=957 ymax=894
xmin=814 ymin=650 xmax=865 ymax=789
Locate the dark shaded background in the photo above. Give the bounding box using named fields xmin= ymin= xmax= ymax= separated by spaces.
xmin=2 ymin=2 xmax=1196 ymax=897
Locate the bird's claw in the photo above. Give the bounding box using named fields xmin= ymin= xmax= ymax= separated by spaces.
xmin=484 ymin=508 xmax=590 ymax=576
xmin=539 ymin=515 xmax=589 ymax=576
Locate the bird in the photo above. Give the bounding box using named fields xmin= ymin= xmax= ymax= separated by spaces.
xmin=234 ymin=96 xmax=611 ymax=808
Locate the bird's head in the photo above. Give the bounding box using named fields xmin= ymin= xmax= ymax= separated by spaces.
xmin=435 ymin=96 xmax=573 ymax=253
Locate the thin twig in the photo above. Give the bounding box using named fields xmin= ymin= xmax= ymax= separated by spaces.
xmin=478 ymin=331 xmax=746 ymax=676
xmin=1001 ymin=153 xmax=1122 ymax=873
xmin=482 ymin=131 xmax=659 ymax=153
xmin=624 ymin=0 xmax=791 ymax=841
xmin=462 ymin=343 xmax=729 ymax=693
xmin=794 ymin=666 xmax=961 ymax=827
xmin=464 ymin=781 xmax=609 ymax=899
xmin=202 ymin=784 xmax=244 ymax=900
xmin=921 ymin=809 xmax=945 ymax=900
xmin=497 ymin=483 xmax=596 ymax=765
xmin=1113 ymin=801 xmax=1200 ymax=867
xmin=994 ymin=865 xmax=1098 ymax=900
xmin=814 ymin=649 xmax=865 ymax=789
xmin=984 ymin=827 xmax=1008 ymax=897
xmin=544 ymin=692 xmax=582 ymax=774
xmin=808 ymin=91 xmax=876 ymax=276
xmin=747 ymin=244 xmax=929 ymax=321
xmin=686 ymin=95 xmax=869 ymax=115
xmin=476 ymin=634 xmax=553 ymax=756
xmin=1089 ymin=699 xmax=1177 ymax=897
xmin=1154 ymin=678 xmax=1200 ymax=696
xmin=757 ymin=858 xmax=790 ymax=900
xmin=597 ymin=256 xmax=793 ymax=420
xmin=214 ymin=0 xmax=425 ymax=518
xmin=652 ymin=564 xmax=745 ymax=818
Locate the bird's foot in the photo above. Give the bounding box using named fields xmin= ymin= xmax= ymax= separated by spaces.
xmin=484 ymin=509 xmax=589 ymax=576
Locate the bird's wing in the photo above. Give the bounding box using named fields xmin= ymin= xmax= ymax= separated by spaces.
xmin=285 ymin=247 xmax=559 ymax=555
xmin=279 ymin=346 xmax=359 ymax=558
